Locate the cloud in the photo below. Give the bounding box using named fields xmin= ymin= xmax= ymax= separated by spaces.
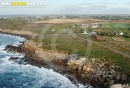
xmin=75 ymin=3 xmax=92 ymax=6
xmin=61 ymin=3 xmax=108 ymax=12
xmin=61 ymin=2 xmax=130 ymax=14
xmin=105 ymin=7 xmax=130 ymax=14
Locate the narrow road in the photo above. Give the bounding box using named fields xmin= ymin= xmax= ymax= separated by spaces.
xmin=92 ymin=40 xmax=130 ymax=59
xmin=75 ymin=35 xmax=130 ymax=59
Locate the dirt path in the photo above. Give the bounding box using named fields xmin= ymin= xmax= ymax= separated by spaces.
xmin=76 ymin=37 xmax=130 ymax=59
xmin=92 ymin=40 xmax=130 ymax=59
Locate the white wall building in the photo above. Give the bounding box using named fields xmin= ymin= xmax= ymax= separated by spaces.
xmin=91 ymin=23 xmax=100 ymax=29
xmin=81 ymin=24 xmax=89 ymax=28
xmin=119 ymin=31 xmax=123 ymax=35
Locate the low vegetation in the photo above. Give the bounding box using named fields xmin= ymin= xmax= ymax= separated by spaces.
xmin=1 ymin=19 xmax=130 ymax=74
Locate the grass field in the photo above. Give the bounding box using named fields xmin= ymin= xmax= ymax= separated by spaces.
xmin=101 ymin=22 xmax=130 ymax=29
xmin=0 ymin=19 xmax=27 ymax=30
xmin=124 ymin=38 xmax=130 ymax=42
xmin=1 ymin=19 xmax=130 ymax=74
xmin=36 ymin=32 xmax=130 ymax=73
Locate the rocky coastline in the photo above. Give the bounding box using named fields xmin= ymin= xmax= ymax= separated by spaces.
xmin=1 ymin=29 xmax=130 ymax=88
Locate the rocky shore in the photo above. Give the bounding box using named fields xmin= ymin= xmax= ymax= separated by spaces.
xmin=5 ymin=41 xmax=130 ymax=88
xmin=1 ymin=29 xmax=130 ymax=88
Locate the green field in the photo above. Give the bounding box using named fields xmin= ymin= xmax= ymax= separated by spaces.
xmin=124 ymin=38 xmax=130 ymax=42
xmin=0 ymin=19 xmax=27 ymax=30
xmin=101 ymin=22 xmax=130 ymax=29
xmin=1 ymin=19 xmax=130 ymax=74
xmin=36 ymin=32 xmax=130 ymax=73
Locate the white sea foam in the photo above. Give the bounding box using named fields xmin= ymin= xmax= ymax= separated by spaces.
xmin=0 ymin=34 xmax=26 ymax=47
xmin=0 ymin=34 xmax=92 ymax=88
xmin=0 ymin=45 xmax=5 ymax=50
xmin=0 ymin=56 xmax=88 ymax=88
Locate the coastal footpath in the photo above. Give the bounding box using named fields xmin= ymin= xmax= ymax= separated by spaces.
xmin=0 ymin=29 xmax=130 ymax=88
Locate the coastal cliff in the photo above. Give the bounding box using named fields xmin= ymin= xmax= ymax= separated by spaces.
xmin=21 ymin=40 xmax=67 ymax=68
xmin=1 ymin=29 xmax=129 ymax=88
xmin=7 ymin=40 xmax=129 ymax=88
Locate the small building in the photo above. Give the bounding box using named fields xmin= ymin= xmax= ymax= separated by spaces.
xmin=83 ymin=30 xmax=87 ymax=34
xmin=91 ymin=23 xmax=100 ymax=29
xmin=82 ymin=30 xmax=96 ymax=36
xmin=90 ymin=32 xmax=97 ymax=35
xmin=62 ymin=14 xmax=66 ymax=19
xmin=52 ymin=29 xmax=55 ymax=32
xmin=119 ymin=31 xmax=123 ymax=35
xmin=81 ymin=24 xmax=89 ymax=28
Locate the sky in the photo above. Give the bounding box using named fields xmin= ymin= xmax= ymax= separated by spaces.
xmin=0 ymin=0 xmax=130 ymax=15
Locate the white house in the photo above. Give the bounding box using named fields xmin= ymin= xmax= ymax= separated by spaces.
xmin=119 ymin=31 xmax=123 ymax=35
xmin=52 ymin=29 xmax=55 ymax=32
xmin=90 ymin=32 xmax=97 ymax=35
xmin=81 ymin=24 xmax=89 ymax=28
xmin=91 ymin=23 xmax=100 ymax=29
xmin=82 ymin=30 xmax=96 ymax=36
xmin=83 ymin=30 xmax=87 ymax=34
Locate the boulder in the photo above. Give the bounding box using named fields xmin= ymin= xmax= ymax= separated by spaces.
xmin=64 ymin=54 xmax=77 ymax=62
xmin=110 ymin=84 xmax=123 ymax=88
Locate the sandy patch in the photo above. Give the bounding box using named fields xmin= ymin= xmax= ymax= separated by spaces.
xmin=32 ymin=19 xmax=85 ymax=24
xmin=112 ymin=37 xmax=126 ymax=42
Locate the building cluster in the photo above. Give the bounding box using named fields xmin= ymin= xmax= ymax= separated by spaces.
xmin=73 ymin=23 xmax=100 ymax=36
xmin=80 ymin=23 xmax=100 ymax=29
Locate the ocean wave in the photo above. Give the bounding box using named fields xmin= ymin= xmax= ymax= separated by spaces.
xmin=0 ymin=56 xmax=88 ymax=88
xmin=0 ymin=34 xmax=91 ymax=88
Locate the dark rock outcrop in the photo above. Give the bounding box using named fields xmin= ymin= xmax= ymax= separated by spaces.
xmin=4 ymin=38 xmax=130 ymax=88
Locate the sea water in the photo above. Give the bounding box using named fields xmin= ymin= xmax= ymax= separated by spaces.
xmin=0 ymin=34 xmax=92 ymax=88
